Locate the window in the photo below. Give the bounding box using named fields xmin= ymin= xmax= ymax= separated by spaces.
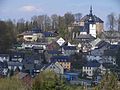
xmin=89 ymin=71 xmax=91 ymax=74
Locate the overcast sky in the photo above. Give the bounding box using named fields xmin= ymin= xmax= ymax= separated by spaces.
xmin=0 ymin=0 xmax=120 ymax=22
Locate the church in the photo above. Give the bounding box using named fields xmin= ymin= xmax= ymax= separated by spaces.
xmin=71 ymin=6 xmax=104 ymax=39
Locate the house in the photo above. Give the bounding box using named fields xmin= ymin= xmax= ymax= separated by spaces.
xmin=23 ymin=32 xmax=42 ymax=42
xmin=103 ymin=49 xmax=117 ymax=65
xmin=82 ymin=60 xmax=101 ymax=77
xmin=101 ymin=31 xmax=120 ymax=44
xmin=47 ymin=50 xmax=62 ymax=56
xmin=43 ymin=31 xmax=57 ymax=44
xmin=76 ymin=34 xmax=95 ymax=43
xmin=22 ymin=54 xmax=44 ymax=76
xmin=22 ymin=42 xmax=47 ymax=50
xmin=34 ymin=64 xmax=44 ymax=75
xmin=75 ymin=34 xmax=95 ymax=52
xmin=50 ymin=56 xmax=71 ymax=70
xmin=62 ymin=46 xmax=78 ymax=56
xmin=90 ymin=38 xmax=102 ymax=49
xmin=21 ymin=28 xmax=43 ymax=42
xmin=10 ymin=52 xmax=24 ymax=62
xmin=86 ymin=55 xmax=102 ymax=62
xmin=41 ymin=61 xmax=64 ymax=74
xmin=0 ymin=54 xmax=9 ymax=62
xmin=43 ymin=31 xmax=57 ymax=38
xmin=73 ymin=7 xmax=104 ymax=38
xmin=33 ymin=46 xmax=44 ymax=53
xmin=8 ymin=61 xmax=23 ymax=71
xmin=0 ymin=61 xmax=8 ymax=76
xmin=22 ymin=56 xmax=35 ymax=75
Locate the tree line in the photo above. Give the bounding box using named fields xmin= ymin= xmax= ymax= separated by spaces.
xmin=107 ymin=13 xmax=120 ymax=31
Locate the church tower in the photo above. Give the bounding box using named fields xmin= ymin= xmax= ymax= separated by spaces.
xmin=88 ymin=6 xmax=97 ymax=38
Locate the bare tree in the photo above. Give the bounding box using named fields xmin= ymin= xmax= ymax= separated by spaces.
xmin=51 ymin=14 xmax=59 ymax=30
xmin=118 ymin=14 xmax=120 ymax=32
xmin=107 ymin=13 xmax=117 ymax=31
xmin=64 ymin=12 xmax=74 ymax=26
xmin=74 ymin=13 xmax=82 ymax=22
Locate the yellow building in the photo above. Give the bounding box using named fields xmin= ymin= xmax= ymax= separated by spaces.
xmin=50 ymin=56 xmax=71 ymax=70
xmin=59 ymin=62 xmax=71 ymax=70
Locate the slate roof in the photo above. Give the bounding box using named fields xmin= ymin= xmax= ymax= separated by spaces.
xmin=76 ymin=34 xmax=95 ymax=39
xmin=50 ymin=56 xmax=70 ymax=62
xmin=104 ymin=50 xmax=117 ymax=56
xmin=43 ymin=32 xmax=56 ymax=37
xmin=10 ymin=52 xmax=24 ymax=59
xmin=84 ymin=60 xmax=101 ymax=67
xmin=8 ymin=61 xmax=23 ymax=66
xmin=23 ymin=56 xmax=34 ymax=64
xmin=109 ymin=45 xmax=120 ymax=50
xmin=96 ymin=41 xmax=110 ymax=49
xmin=48 ymin=50 xmax=62 ymax=54
xmin=21 ymin=28 xmax=42 ymax=35
xmin=0 ymin=54 xmax=9 ymax=57
xmin=80 ymin=15 xmax=103 ymax=23
xmin=102 ymin=63 xmax=116 ymax=69
xmin=80 ymin=7 xmax=103 ymax=23
xmin=62 ymin=46 xmax=77 ymax=50
xmin=31 ymin=28 xmax=42 ymax=33
xmin=0 ymin=61 xmax=8 ymax=68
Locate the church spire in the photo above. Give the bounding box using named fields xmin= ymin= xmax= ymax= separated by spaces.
xmin=90 ymin=6 xmax=93 ymax=15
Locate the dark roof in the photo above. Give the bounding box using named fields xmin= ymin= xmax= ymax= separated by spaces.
xmin=48 ymin=50 xmax=62 ymax=54
xmin=76 ymin=34 xmax=95 ymax=39
xmin=80 ymin=7 xmax=103 ymax=23
xmin=96 ymin=41 xmax=110 ymax=49
xmin=63 ymin=46 xmax=77 ymax=50
xmin=22 ymin=28 xmax=42 ymax=35
xmin=34 ymin=64 xmax=44 ymax=70
xmin=102 ymin=63 xmax=116 ymax=69
xmin=84 ymin=60 xmax=100 ymax=67
xmin=109 ymin=45 xmax=120 ymax=50
xmin=41 ymin=61 xmax=57 ymax=70
xmin=10 ymin=53 xmax=24 ymax=58
xmin=0 ymin=54 xmax=9 ymax=57
xmin=50 ymin=56 xmax=70 ymax=62
xmin=43 ymin=32 xmax=56 ymax=37
xmin=0 ymin=61 xmax=7 ymax=68
xmin=31 ymin=28 xmax=42 ymax=33
xmin=8 ymin=61 xmax=23 ymax=66
xmin=24 ymin=64 xmax=34 ymax=70
xmin=104 ymin=50 xmax=117 ymax=56
xmin=101 ymin=31 xmax=120 ymax=39
xmin=23 ymin=56 xmax=34 ymax=64
xmin=32 ymin=46 xmax=44 ymax=50
xmin=80 ymin=14 xmax=103 ymax=23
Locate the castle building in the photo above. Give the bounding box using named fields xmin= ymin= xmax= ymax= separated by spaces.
xmin=71 ymin=6 xmax=104 ymax=38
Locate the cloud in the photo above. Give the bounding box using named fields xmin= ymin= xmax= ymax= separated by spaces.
xmin=19 ymin=5 xmax=42 ymax=12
